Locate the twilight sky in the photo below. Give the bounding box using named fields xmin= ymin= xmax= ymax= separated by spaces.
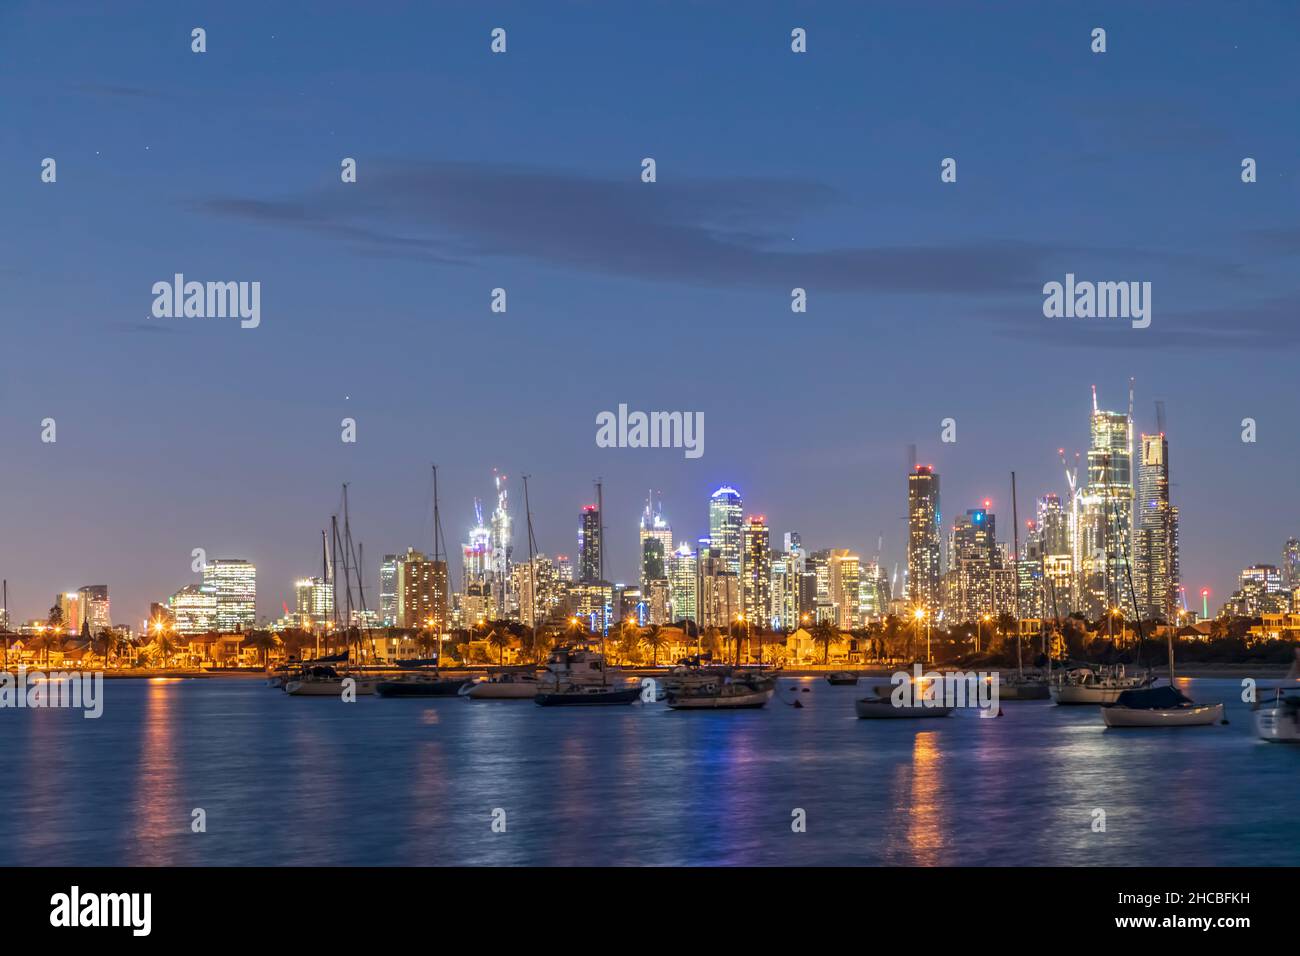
xmin=1 ymin=1 xmax=1298 ymax=626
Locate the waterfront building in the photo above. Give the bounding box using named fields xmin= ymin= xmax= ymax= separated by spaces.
xmin=203 ymin=559 xmax=256 ymax=632
xmin=908 ymin=465 xmax=941 ymax=614
xmin=708 ymin=486 xmax=744 ymax=576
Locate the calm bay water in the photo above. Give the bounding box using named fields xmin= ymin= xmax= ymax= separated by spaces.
xmin=4 ymin=676 xmax=1297 ymax=866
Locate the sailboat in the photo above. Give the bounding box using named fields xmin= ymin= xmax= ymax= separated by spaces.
xmin=1254 ymin=650 xmax=1300 ymax=742
xmin=999 ymin=471 xmax=1050 ymax=700
xmin=375 ymin=465 xmax=468 ymax=699
xmin=1095 ymin=450 xmax=1222 ymax=728
xmin=533 ymin=643 xmax=641 ymax=705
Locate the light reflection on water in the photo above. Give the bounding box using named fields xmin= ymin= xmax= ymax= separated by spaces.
xmin=3 ymin=677 xmax=1297 ymax=866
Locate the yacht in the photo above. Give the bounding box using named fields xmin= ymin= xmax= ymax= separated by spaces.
xmin=1255 ymin=689 xmax=1300 ymax=742
xmin=284 ymin=665 xmax=377 ymax=696
xmin=374 ymin=672 xmax=469 ymax=698
xmin=460 ymin=669 xmax=541 ymax=700
xmin=1049 ymin=664 xmax=1153 ymax=704
xmin=667 ymin=671 xmax=776 ymax=710
xmin=1101 ymin=684 xmax=1224 ymax=727
xmin=825 ymin=671 xmax=859 ymax=686
xmin=533 ymin=644 xmax=641 ymax=706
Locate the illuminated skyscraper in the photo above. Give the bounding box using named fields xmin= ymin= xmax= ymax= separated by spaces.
xmin=203 ymin=559 xmax=256 ymax=631
xmin=639 ymin=495 xmax=673 ymax=592
xmin=1135 ymin=432 xmax=1179 ymax=621
xmin=77 ymin=585 xmax=110 ymax=632
xmin=907 ymin=466 xmax=941 ymax=614
xmin=489 ymin=471 xmax=514 ymax=618
xmin=379 ymin=554 xmax=399 ymax=626
xmin=579 ymin=504 xmax=602 ymax=583
xmin=462 ymin=499 xmax=492 ymax=592
xmin=667 ymin=542 xmax=698 ymax=624
xmin=555 ymin=554 xmax=574 ymax=583
xmin=828 ymin=549 xmax=861 ymax=630
xmin=1077 ymin=391 xmax=1132 ymax=618
xmin=947 ymin=507 xmax=998 ymax=622
xmin=1284 ymin=538 xmax=1300 ymax=593
xmin=397 ymin=547 xmax=449 ymax=629
xmin=741 ymin=515 xmax=771 ymax=626
xmin=295 ymin=577 xmax=334 ymax=627
xmin=708 ymin=486 xmax=744 ymax=576
xmin=169 ymin=583 xmax=218 ymax=635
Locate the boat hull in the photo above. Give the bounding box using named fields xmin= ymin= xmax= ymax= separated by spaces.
xmin=998 ymin=680 xmax=1049 ymax=700
xmin=667 ymin=689 xmax=773 ymax=710
xmin=855 ymin=697 xmax=953 ymax=719
xmin=825 ymin=673 xmax=859 ymax=686
xmin=1255 ymin=705 xmax=1300 ymax=742
xmin=284 ymin=678 xmax=377 ymax=696
xmin=375 ymin=678 xmax=468 ymax=698
xmin=534 ymin=687 xmax=641 ymax=706
xmin=1050 ymin=683 xmax=1141 ymax=705
xmin=1101 ymin=702 xmax=1224 ymax=727
xmin=461 ymin=681 xmax=539 ymax=699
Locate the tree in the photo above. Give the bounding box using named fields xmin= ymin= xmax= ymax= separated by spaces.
xmin=641 ymin=625 xmax=667 ymax=666
xmin=487 ymin=628 xmax=512 ymax=664
xmin=811 ymin=620 xmax=838 ymax=664
xmin=97 ymin=629 xmax=121 ymax=668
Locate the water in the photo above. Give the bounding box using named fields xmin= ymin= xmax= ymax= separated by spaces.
xmin=4 ymin=676 xmax=1297 ymax=866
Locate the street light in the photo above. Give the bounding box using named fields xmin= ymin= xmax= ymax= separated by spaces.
xmin=978 ymin=613 xmax=991 ymax=653
xmin=914 ymin=608 xmax=930 ymax=662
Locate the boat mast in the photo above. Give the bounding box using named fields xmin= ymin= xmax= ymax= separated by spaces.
xmin=523 ymin=474 xmax=539 ymax=660
xmin=319 ymin=529 xmax=329 ymax=659
xmin=596 ymin=477 xmax=607 ymax=686
xmin=1011 ymin=471 xmax=1023 ymax=677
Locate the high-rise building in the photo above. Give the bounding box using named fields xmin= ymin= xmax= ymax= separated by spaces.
xmin=907 ymin=465 xmax=941 ymax=614
xmin=667 ymin=542 xmax=698 ymax=624
xmin=397 ymin=547 xmax=449 ymax=630
xmin=639 ymin=496 xmax=673 ymax=592
xmin=1227 ymin=565 xmax=1287 ymax=616
xmin=1135 ymin=432 xmax=1179 ymax=621
xmin=203 ymin=559 xmax=256 ymax=631
xmin=77 ymin=585 xmax=110 ymax=633
xmin=295 ymin=577 xmax=334 ymax=628
xmin=946 ymin=507 xmax=998 ymax=622
xmin=555 ymin=554 xmax=574 ymax=583
xmin=1077 ymin=392 xmax=1132 ymax=618
xmin=578 ymin=505 xmax=602 ymax=583
xmin=55 ymin=591 xmax=80 ymax=633
xmin=489 ymin=471 xmax=514 ymax=619
xmin=169 ymin=583 xmax=218 ymax=635
xmin=708 ymin=486 xmax=744 ymax=576
xmin=513 ymin=554 xmax=558 ymax=628
xmin=379 ymin=554 xmax=399 ymax=626
xmin=698 ymin=543 xmax=739 ymax=629
xmin=828 ymin=549 xmax=861 ymax=630
xmin=1283 ymin=538 xmax=1300 ymax=594
xmin=741 ymin=515 xmax=771 ymax=627
xmin=462 ymin=499 xmax=492 ymax=593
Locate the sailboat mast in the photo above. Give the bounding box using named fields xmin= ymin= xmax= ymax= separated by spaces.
xmin=1012 ymin=471 xmax=1022 ymax=676
xmin=523 ymin=474 xmax=538 ymax=655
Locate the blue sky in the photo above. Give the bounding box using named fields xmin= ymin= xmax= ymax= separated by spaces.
xmin=1 ymin=1 xmax=1297 ymax=624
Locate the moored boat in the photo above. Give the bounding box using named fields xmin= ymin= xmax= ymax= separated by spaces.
xmin=667 ymin=671 xmax=776 ymax=710
xmin=535 ymin=685 xmax=641 ymax=706
xmin=284 ymin=665 xmax=377 ymax=696
xmin=1050 ymin=664 xmax=1153 ymax=704
xmin=1101 ymin=685 xmax=1224 ymax=728
xmin=855 ymin=693 xmax=953 ymax=719
xmin=375 ymin=673 xmax=469 ymax=698
xmin=460 ymin=669 xmax=541 ymax=699
xmin=825 ymin=671 xmax=859 ymax=686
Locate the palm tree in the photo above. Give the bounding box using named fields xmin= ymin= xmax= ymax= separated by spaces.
xmin=96 ymin=629 xmax=119 ymax=668
xmin=487 ymin=628 xmax=512 ymax=664
xmin=641 ymin=625 xmax=667 ymax=666
xmin=45 ymin=605 xmax=63 ymax=668
xmin=811 ymin=620 xmax=838 ymax=665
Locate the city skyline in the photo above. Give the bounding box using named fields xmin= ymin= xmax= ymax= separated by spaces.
xmin=3 ymin=4 xmax=1298 ymax=627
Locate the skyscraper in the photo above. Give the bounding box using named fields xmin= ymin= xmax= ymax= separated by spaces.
xmin=77 ymin=585 xmax=110 ymax=632
xmin=639 ymin=496 xmax=673 ymax=592
xmin=379 ymin=554 xmax=399 ymax=626
xmin=169 ymin=583 xmax=217 ymax=634
xmin=741 ymin=515 xmax=771 ymax=627
xmin=1077 ymin=391 xmax=1132 ymax=617
xmin=829 ymin=549 xmax=861 ymax=630
xmin=397 ymin=547 xmax=448 ymax=630
xmin=203 ymin=559 xmax=256 ymax=631
xmin=708 ymin=486 xmax=744 ymax=576
xmin=1135 ymin=431 xmax=1179 ymax=621
xmin=578 ymin=504 xmax=602 ymax=583
xmin=947 ymin=506 xmax=998 ymax=622
xmin=489 ymin=471 xmax=514 ymax=618
xmin=907 ymin=465 xmax=941 ymax=614
xmin=667 ymin=542 xmax=698 ymax=624
xmin=295 ymin=577 xmax=334 ymax=627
